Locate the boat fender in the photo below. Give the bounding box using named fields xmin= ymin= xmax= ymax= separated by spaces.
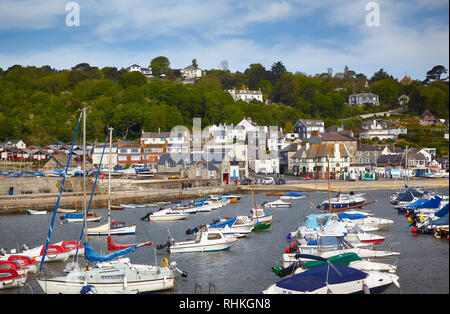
xmin=286 ymin=233 xmax=292 ymax=240
xmin=411 ymin=227 xmax=418 ymax=234
xmin=162 ymin=258 xmax=169 ymax=267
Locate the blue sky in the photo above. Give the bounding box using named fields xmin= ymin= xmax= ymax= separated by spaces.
xmin=0 ymin=0 xmax=448 ymax=80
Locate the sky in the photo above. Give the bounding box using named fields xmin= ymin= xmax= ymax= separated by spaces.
xmin=0 ymin=0 xmax=448 ymax=80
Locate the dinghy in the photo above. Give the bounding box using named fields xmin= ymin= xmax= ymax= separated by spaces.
xmin=264 ymin=199 xmax=291 ymax=208
xmin=280 ymin=191 xmax=309 ymax=200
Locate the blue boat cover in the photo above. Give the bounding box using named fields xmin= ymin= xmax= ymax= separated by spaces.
xmin=407 ymin=197 xmax=441 ymax=209
xmin=284 ymin=191 xmax=309 ymax=197
xmin=294 ymin=254 xmax=329 ymax=263
xmin=84 ymin=242 xmax=137 ymax=262
xmin=431 ymin=213 xmax=449 ymax=226
xmin=434 ymin=203 xmax=449 ymax=218
xmin=304 ymin=214 xmax=333 ymax=229
xmin=275 ymin=264 xmax=368 ymax=292
xmin=65 ymin=213 xmax=83 ymax=219
xmin=210 ymin=217 xmax=237 ymax=228
xmin=338 ymin=213 xmax=367 ymax=220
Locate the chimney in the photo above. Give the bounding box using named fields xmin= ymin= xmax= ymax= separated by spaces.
xmin=334 ymin=143 xmax=340 ymax=157
xmin=158 ymin=128 xmax=160 ymax=134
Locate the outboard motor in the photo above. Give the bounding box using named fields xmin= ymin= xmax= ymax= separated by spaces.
xmin=185 ymin=224 xmax=206 ymax=235
xmin=169 ymin=261 xmax=188 ymax=278
xmin=80 ymin=285 xmax=98 ymax=294
xmin=141 ymin=212 xmax=153 ymax=221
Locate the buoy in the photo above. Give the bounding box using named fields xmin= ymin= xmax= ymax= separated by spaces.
xmin=285 ymin=247 xmax=290 ymax=253
xmin=411 ymin=227 xmax=418 ymax=233
xmin=407 ymin=217 xmax=412 ymax=223
xmin=419 ymin=216 xmax=424 ymax=222
xmin=405 ymin=213 xmax=409 ymax=217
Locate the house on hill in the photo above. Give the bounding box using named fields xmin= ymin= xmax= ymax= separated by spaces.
xmin=419 ymin=110 xmax=436 ymax=126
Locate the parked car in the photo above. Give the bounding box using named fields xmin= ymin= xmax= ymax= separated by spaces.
xmin=262 ymin=177 xmax=274 ymax=184
xmin=275 ymin=178 xmax=286 ymax=185
xmin=240 ymin=178 xmax=252 ymax=185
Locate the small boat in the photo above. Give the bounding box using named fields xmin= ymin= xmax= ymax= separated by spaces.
xmin=56 ymin=208 xmax=78 ymax=213
xmin=273 ymin=252 xmax=397 ymax=277
xmin=263 ymin=254 xmax=399 ymax=294
xmin=62 ymin=212 xmax=102 ymax=223
xmin=0 ymin=260 xmax=28 ymax=276
xmin=142 ymin=208 xmax=188 ymax=222
xmin=208 ymin=216 xmax=255 ymax=238
xmin=221 ymin=193 xmax=242 ymax=201
xmin=265 ymin=192 xmax=286 ymax=196
xmin=120 ymin=204 xmax=137 ymax=209
xmin=280 ymin=191 xmax=309 ymax=200
xmin=157 ymin=228 xmax=237 ymax=253
xmin=4 ymin=244 xmax=71 ymax=263
xmin=27 ymin=210 xmax=47 ymax=215
xmin=110 ymin=206 xmax=125 ymax=210
xmin=249 ymin=207 xmax=273 ymax=230
xmin=87 ymin=220 xmax=136 ymax=236
xmin=0 ymin=267 xmax=27 ymax=290
xmin=0 ymin=254 xmax=38 ymax=274
xmin=337 ymin=212 xmax=393 ymax=230
xmin=53 ymin=241 xmax=85 ymax=257
xmin=264 ymin=199 xmax=291 ymax=208
xmin=282 ymin=233 xmax=400 ymax=268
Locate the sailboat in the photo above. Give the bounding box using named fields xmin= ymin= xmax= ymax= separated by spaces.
xmin=37 ymin=110 xmax=179 ymax=294
xmin=87 ymin=128 xmax=136 ymax=236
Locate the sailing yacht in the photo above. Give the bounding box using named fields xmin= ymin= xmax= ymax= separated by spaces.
xmin=37 ymin=114 xmax=178 ymax=294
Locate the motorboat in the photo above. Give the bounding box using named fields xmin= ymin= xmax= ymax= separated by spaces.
xmin=318 ymin=192 xmax=373 ymax=211
xmin=264 ymin=199 xmax=291 ymax=208
xmin=157 ymin=228 xmax=237 ymax=253
xmin=282 ymin=233 xmax=400 ymax=268
xmin=87 ymin=220 xmax=136 ymax=236
xmin=337 ymin=212 xmax=393 ymax=230
xmin=273 ymin=252 xmax=397 ymax=277
xmin=280 ymin=191 xmax=309 ymax=200
xmin=142 ymin=208 xmax=188 ymax=222
xmin=263 ymin=255 xmax=399 ymax=294
xmin=208 ymin=216 xmax=255 ymax=237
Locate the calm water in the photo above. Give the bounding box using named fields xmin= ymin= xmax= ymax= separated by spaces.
xmin=0 ymin=187 xmax=448 ymax=294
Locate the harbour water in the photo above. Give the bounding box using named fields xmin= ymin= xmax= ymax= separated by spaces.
xmin=0 ymin=187 xmax=448 ymax=294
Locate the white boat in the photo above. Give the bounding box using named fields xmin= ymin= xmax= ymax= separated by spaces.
xmin=282 ymin=233 xmax=399 ymax=268
xmin=263 ymin=256 xmax=399 ymax=294
xmin=337 ymin=212 xmax=393 ymax=230
xmin=158 ymin=228 xmax=237 ymax=253
xmin=120 ymin=204 xmax=137 ymax=209
xmin=27 ymin=210 xmax=47 ymax=215
xmin=37 ymin=257 xmax=175 ymax=294
xmin=5 ymin=244 xmax=71 ymax=263
xmin=319 ymin=192 xmax=369 ymax=211
xmin=56 ymin=208 xmax=78 ymax=213
xmin=0 ymin=268 xmax=27 ymax=290
xmin=264 ymin=199 xmax=291 ymax=208
xmin=0 ymin=254 xmax=39 ymax=274
xmin=87 ymin=221 xmax=136 ymax=236
xmin=146 ymin=208 xmax=189 ymax=222
xmin=62 ymin=212 xmax=102 ymax=223
xmin=208 ymin=216 xmax=255 ymax=237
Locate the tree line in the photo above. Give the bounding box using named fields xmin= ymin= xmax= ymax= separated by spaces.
xmin=0 ymin=59 xmax=447 ymax=145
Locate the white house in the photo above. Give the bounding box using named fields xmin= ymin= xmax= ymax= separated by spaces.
xmin=359 ymin=120 xmax=407 ymax=140
xmin=227 ymin=89 xmax=263 ymax=103
xmin=180 ymin=65 xmax=204 ymax=80
xmin=348 ymin=93 xmax=380 ymax=106
xmin=125 ymin=64 xmax=153 ymax=78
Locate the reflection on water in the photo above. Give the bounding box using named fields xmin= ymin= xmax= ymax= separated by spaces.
xmin=0 ymin=188 xmax=448 ymax=294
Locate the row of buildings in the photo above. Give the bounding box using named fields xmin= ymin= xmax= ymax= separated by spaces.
xmin=2 ymin=117 xmax=448 ymax=182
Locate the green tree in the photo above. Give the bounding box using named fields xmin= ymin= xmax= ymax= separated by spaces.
xmin=244 ymin=63 xmax=270 ymax=90
xmin=270 ymin=61 xmax=287 ymax=84
xmin=150 ymin=56 xmax=170 ymax=77
xmin=118 ymin=71 xmax=147 ymax=88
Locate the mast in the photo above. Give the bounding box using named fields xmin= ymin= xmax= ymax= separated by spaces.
xmin=83 ymin=107 xmax=88 ymax=245
xmin=108 ymin=127 xmax=113 ymax=253
xmin=327 ymin=155 xmax=331 ymax=212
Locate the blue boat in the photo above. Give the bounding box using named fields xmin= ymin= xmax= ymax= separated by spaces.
xmin=262 ymin=254 xmax=399 ymax=294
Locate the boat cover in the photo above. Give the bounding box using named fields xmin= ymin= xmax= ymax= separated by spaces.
xmin=304 ymin=214 xmax=333 ymax=229
xmin=302 ymin=253 xmax=363 ymax=269
xmin=407 ymin=196 xmax=442 ymax=209
xmin=210 ymin=217 xmax=237 ymax=228
xmin=434 ymin=203 xmax=449 ymax=218
xmin=274 ymin=264 xmax=368 ymax=292
xmin=338 ymin=213 xmax=367 ymax=220
xmin=107 ymin=236 xmax=152 ymax=251
xmin=284 ymin=191 xmax=308 ymax=197
xmin=431 ymin=213 xmax=449 ymax=226
xmin=84 ymin=242 xmax=137 ymax=262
